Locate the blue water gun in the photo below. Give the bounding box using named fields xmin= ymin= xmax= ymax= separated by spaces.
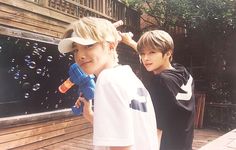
xmin=58 ymin=63 xmax=95 ymax=115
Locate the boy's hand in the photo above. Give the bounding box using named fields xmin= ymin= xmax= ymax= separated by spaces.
xmin=75 ymin=95 xmax=94 ymax=124
xmin=119 ymin=32 xmax=134 ymax=44
xmin=119 ymin=32 xmax=137 ymax=51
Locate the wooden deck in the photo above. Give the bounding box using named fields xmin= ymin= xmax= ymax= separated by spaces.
xmin=0 ymin=110 xmax=225 ymax=150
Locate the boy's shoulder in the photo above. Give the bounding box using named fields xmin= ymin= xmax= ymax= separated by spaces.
xmin=97 ymin=65 xmax=134 ymax=82
xmin=155 ymin=63 xmax=191 ymax=87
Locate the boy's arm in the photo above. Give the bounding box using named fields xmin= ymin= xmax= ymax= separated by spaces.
xmin=119 ymin=32 xmax=138 ymax=52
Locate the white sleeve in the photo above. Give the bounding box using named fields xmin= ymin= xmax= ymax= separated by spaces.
xmin=93 ymin=80 xmax=134 ymax=147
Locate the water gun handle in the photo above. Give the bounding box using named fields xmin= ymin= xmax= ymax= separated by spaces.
xmin=59 ymin=63 xmax=95 ymax=115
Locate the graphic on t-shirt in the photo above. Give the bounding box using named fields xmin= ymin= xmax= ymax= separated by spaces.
xmin=129 ymin=87 xmax=147 ymax=112
xmin=176 ymin=76 xmax=193 ymax=101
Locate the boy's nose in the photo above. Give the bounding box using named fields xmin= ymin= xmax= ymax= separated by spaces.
xmin=74 ymin=52 xmax=86 ymax=61
xmin=142 ymin=55 xmax=149 ymax=60
xmin=79 ymin=55 xmax=85 ymax=60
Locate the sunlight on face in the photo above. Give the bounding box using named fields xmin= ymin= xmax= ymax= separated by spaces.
xmin=73 ymin=42 xmax=111 ymax=76
xmin=140 ymin=48 xmax=170 ymax=74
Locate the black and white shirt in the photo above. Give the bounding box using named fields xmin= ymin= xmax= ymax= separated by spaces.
xmin=144 ymin=63 xmax=195 ymax=150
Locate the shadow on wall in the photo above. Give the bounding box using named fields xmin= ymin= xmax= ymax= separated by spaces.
xmin=0 ymin=35 xmax=78 ymax=118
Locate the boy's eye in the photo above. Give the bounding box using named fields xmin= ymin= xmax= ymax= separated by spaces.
xmin=73 ymin=49 xmax=79 ymax=53
xmin=139 ymin=52 xmax=144 ymax=56
xmin=86 ymin=44 xmax=96 ymax=48
xmin=150 ymin=51 xmax=156 ymax=54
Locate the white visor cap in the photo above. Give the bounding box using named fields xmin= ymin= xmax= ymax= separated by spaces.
xmin=58 ymin=32 xmax=98 ymax=54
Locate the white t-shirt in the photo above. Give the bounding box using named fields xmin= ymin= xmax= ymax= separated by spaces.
xmin=93 ymin=65 xmax=159 ymax=150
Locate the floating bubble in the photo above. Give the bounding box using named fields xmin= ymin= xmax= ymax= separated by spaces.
xmin=59 ymin=53 xmax=65 ymax=58
xmin=36 ymin=68 xmax=42 ymax=74
xmin=15 ymin=39 xmax=20 ymax=44
xmin=22 ymin=74 xmax=28 ymax=80
xmin=59 ymin=99 xmax=62 ymax=103
xmin=32 ymin=50 xmax=40 ymax=56
xmin=11 ymin=59 xmax=15 ymax=63
xmin=47 ymin=56 xmax=53 ymax=62
xmin=69 ymin=54 xmax=74 ymax=61
xmin=27 ymin=61 xmax=36 ymax=69
xmin=26 ymin=41 xmax=30 ymax=46
xmin=41 ymin=47 xmax=46 ymax=53
xmin=41 ymin=102 xmax=44 ymax=105
xmin=14 ymin=72 xmax=20 ymax=80
xmin=32 ymin=83 xmax=40 ymax=91
xmin=55 ymin=104 xmax=58 ymax=108
xmin=8 ymin=66 xmax=16 ymax=73
xmin=33 ymin=43 xmax=38 ymax=49
xmin=41 ymin=71 xmax=46 ymax=76
xmin=24 ymin=93 xmax=30 ymax=99
xmin=24 ymin=55 xmax=31 ymax=62
xmin=0 ymin=46 xmax=2 ymax=53
xmin=22 ymin=82 xmax=31 ymax=90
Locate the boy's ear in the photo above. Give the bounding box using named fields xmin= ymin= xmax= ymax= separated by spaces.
xmin=166 ymin=50 xmax=173 ymax=57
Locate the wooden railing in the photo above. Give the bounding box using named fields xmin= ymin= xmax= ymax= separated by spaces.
xmin=25 ymin=0 xmax=140 ymax=29
xmin=0 ymin=0 xmax=140 ymax=39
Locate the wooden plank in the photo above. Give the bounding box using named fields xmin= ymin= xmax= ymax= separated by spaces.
xmin=44 ymin=137 xmax=92 ymax=150
xmin=0 ymin=0 xmax=76 ymax=23
xmin=0 ymin=18 xmax=60 ymax=37
xmin=0 ymin=128 xmax=65 ymax=149
xmin=0 ymin=10 xmax=65 ymax=36
xmin=13 ymin=128 xmax=93 ymax=150
xmin=0 ymin=3 xmax=68 ymax=28
xmin=0 ymin=116 xmax=86 ymax=136
xmin=199 ymin=129 xmax=236 ymax=150
xmin=0 ymin=25 xmax=60 ymax=44
xmin=0 ymin=118 xmax=90 ymax=143
xmin=0 ymin=117 xmax=92 ymax=149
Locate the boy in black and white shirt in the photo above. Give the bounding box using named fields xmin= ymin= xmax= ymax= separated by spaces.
xmin=121 ymin=30 xmax=195 ymax=150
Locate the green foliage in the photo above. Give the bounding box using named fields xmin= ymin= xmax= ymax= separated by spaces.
xmin=124 ymin=0 xmax=236 ymax=32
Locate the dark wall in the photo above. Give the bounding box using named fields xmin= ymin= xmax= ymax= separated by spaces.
xmin=0 ymin=34 xmax=78 ymax=117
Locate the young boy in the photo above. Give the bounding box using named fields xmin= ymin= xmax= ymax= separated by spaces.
xmin=121 ymin=30 xmax=195 ymax=150
xmin=58 ymin=17 xmax=159 ymax=150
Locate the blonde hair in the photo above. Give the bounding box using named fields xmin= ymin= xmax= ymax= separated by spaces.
xmin=63 ymin=17 xmax=120 ymax=62
xmin=137 ymin=30 xmax=174 ymax=61
xmin=63 ymin=17 xmax=121 ymax=44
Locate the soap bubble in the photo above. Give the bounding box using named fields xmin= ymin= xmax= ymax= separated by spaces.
xmin=24 ymin=92 xmax=30 ymax=99
xmin=55 ymin=104 xmax=59 ymax=108
xmin=32 ymin=83 xmax=40 ymax=91
xmin=24 ymin=55 xmax=31 ymax=63
xmin=22 ymin=82 xmax=31 ymax=90
xmin=22 ymin=74 xmax=28 ymax=80
xmin=27 ymin=61 xmax=36 ymax=69
xmin=47 ymin=56 xmax=53 ymax=62
xmin=14 ymin=72 xmax=20 ymax=80
xmin=36 ymin=68 xmax=42 ymax=74
xmin=26 ymin=41 xmax=30 ymax=46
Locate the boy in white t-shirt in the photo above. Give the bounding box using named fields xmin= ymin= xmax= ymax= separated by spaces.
xmin=58 ymin=17 xmax=159 ymax=150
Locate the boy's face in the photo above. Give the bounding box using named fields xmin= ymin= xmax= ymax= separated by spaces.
xmin=73 ymin=42 xmax=112 ymax=76
xmin=140 ymin=47 xmax=171 ymax=74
